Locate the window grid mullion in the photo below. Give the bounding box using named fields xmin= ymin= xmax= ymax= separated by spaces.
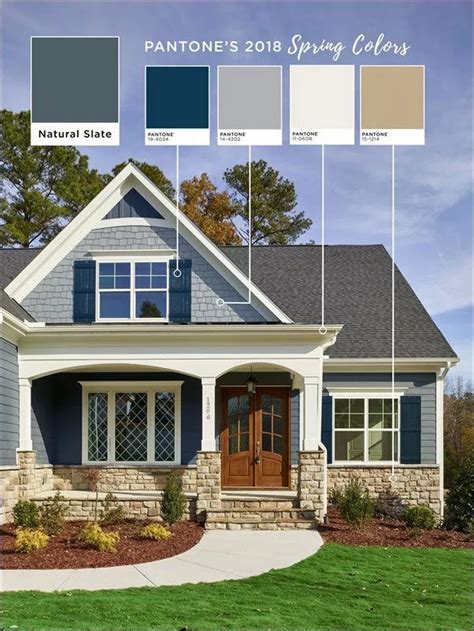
xmin=147 ymin=390 xmax=154 ymax=463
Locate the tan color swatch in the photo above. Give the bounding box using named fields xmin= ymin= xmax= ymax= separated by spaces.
xmin=361 ymin=66 xmax=424 ymax=130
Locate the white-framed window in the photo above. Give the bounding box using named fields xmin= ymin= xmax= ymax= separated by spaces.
xmin=333 ymin=395 xmax=400 ymax=464
xmin=97 ymin=258 xmax=170 ymax=322
xmin=81 ymin=381 xmax=182 ymax=465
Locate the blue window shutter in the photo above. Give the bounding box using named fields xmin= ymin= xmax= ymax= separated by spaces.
xmin=73 ymin=260 xmax=96 ymax=323
xmin=169 ymin=259 xmax=192 ymax=323
xmin=400 ymin=395 xmax=421 ymax=464
xmin=322 ymin=396 xmax=333 ymax=464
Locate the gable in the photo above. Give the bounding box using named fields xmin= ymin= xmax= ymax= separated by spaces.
xmin=4 ymin=164 xmax=290 ymax=324
xmin=104 ymin=188 xmax=163 ymax=220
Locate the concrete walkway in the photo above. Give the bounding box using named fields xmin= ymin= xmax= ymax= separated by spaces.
xmin=1 ymin=530 xmax=323 ymax=592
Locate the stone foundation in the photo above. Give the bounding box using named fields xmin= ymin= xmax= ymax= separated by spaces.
xmin=195 ymin=451 xmax=221 ymax=522
xmin=298 ymin=450 xmax=325 ymax=521
xmin=52 ymin=465 xmax=197 ymax=494
xmin=327 ymin=465 xmax=441 ymax=515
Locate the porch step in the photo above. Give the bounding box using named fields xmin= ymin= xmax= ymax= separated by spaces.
xmin=220 ymin=499 xmax=298 ymax=511
xmin=205 ymin=507 xmax=316 ymax=530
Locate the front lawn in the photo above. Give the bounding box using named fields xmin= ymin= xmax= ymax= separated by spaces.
xmin=2 ymin=544 xmax=472 ymax=631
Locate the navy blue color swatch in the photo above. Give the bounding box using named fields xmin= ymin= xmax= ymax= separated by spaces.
xmin=146 ymin=66 xmax=209 ymax=129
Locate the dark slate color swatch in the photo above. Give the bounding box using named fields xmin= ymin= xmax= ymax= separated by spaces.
xmin=104 ymin=189 xmax=164 ymax=220
xmin=146 ymin=66 xmax=209 ymax=129
xmin=31 ymin=37 xmax=119 ymax=123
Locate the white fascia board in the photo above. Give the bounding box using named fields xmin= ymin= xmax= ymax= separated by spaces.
xmin=5 ymin=163 xmax=292 ymax=324
xmin=323 ymin=357 xmax=459 ymax=372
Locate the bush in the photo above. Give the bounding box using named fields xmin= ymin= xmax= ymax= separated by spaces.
xmin=13 ymin=500 xmax=40 ymax=528
xmin=160 ymin=473 xmax=186 ymax=525
xmin=141 ymin=523 xmax=172 ymax=541
xmin=15 ymin=528 xmax=49 ymax=553
xmin=338 ymin=479 xmax=374 ymax=528
xmin=80 ymin=522 xmax=119 ymax=553
xmin=99 ymin=493 xmax=125 ymax=526
xmin=38 ymin=492 xmax=68 ymax=535
xmin=328 ymin=488 xmax=344 ymax=507
xmin=374 ymin=490 xmax=405 ymax=520
xmin=402 ymin=505 xmax=436 ymax=530
xmin=444 ymin=456 xmax=474 ymax=533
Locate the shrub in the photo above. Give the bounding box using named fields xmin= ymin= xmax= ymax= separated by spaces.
xmin=99 ymin=493 xmax=125 ymax=526
xmin=38 ymin=492 xmax=68 ymax=535
xmin=402 ymin=505 xmax=436 ymax=530
xmin=160 ymin=473 xmax=186 ymax=525
xmin=328 ymin=488 xmax=344 ymax=507
xmin=15 ymin=528 xmax=49 ymax=553
xmin=338 ymin=479 xmax=374 ymax=528
xmin=374 ymin=490 xmax=405 ymax=520
xmin=444 ymin=456 xmax=474 ymax=533
xmin=141 ymin=523 xmax=172 ymax=541
xmin=13 ymin=500 xmax=40 ymax=528
xmin=80 ymin=522 xmax=119 ymax=553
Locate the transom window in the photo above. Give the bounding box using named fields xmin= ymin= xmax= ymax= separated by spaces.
xmin=333 ymin=397 xmax=399 ymax=463
xmin=98 ymin=260 xmax=168 ymax=320
xmin=82 ymin=382 xmax=182 ymax=464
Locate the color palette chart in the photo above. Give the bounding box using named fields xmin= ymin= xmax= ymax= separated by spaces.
xmin=145 ymin=66 xmax=210 ymax=145
xmin=290 ymin=65 xmax=355 ymax=145
xmin=31 ymin=36 xmax=119 ymax=146
xmin=217 ymin=66 xmax=282 ymax=145
xmin=360 ymin=65 xmax=425 ymax=145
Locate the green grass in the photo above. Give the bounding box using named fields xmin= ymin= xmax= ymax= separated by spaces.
xmin=1 ymin=544 xmax=472 ymax=631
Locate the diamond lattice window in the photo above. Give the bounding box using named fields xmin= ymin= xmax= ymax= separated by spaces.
xmin=115 ymin=392 xmax=148 ymax=462
xmin=155 ymin=392 xmax=176 ymax=462
xmin=87 ymin=393 xmax=108 ymax=461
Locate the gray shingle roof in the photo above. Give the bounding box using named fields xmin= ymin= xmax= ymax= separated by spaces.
xmin=0 ymin=245 xmax=456 ymax=359
xmin=222 ymin=244 xmax=457 ymax=359
xmin=0 ymin=248 xmax=41 ymax=321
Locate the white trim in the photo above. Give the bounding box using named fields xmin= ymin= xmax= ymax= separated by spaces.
xmin=81 ymin=380 xmax=183 ymax=466
xmin=436 ymin=362 xmax=451 ymax=517
xmin=332 ymin=393 xmax=400 ymax=465
xmin=18 ymin=378 xmax=33 ymax=452
xmin=89 ymin=249 xmax=175 ymax=259
xmin=95 ymin=218 xmax=169 ymax=229
xmin=4 ymin=163 xmax=292 ymax=323
xmin=326 ymin=385 xmax=406 ymax=395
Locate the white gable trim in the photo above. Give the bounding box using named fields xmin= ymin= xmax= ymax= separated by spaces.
xmin=4 ymin=163 xmax=292 ymax=323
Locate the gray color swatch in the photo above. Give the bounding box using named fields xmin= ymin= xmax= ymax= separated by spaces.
xmin=218 ymin=66 xmax=281 ymax=130
xmin=31 ymin=37 xmax=119 ymax=123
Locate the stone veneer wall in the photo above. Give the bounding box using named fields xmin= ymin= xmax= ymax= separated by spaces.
xmin=327 ymin=466 xmax=441 ymax=515
xmin=52 ymin=465 xmax=197 ymax=493
xmin=298 ymin=450 xmax=325 ymax=522
xmin=195 ymin=451 xmax=221 ymax=522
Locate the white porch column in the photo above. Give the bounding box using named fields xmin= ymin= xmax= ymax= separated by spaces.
xmin=201 ymin=377 xmax=217 ymax=451
xmin=18 ymin=377 xmax=33 ymax=451
xmin=303 ymin=376 xmax=320 ymax=450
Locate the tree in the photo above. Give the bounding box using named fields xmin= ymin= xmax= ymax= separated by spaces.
xmin=111 ymin=159 xmax=175 ymax=201
xmin=180 ymin=174 xmax=240 ymax=245
xmin=224 ymin=159 xmax=312 ymax=245
xmin=444 ymin=376 xmax=474 ymax=488
xmin=0 ymin=110 xmax=106 ymax=247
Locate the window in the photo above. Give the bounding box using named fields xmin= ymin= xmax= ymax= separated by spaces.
xmin=334 ymin=397 xmax=399 ymax=463
xmin=98 ymin=260 xmax=168 ymax=320
xmin=82 ymin=382 xmax=181 ymax=464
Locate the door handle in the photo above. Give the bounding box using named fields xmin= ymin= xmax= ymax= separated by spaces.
xmin=255 ymin=441 xmax=261 ymax=464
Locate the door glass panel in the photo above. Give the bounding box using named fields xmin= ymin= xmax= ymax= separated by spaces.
xmin=239 ymin=395 xmax=249 ymax=432
xmin=262 ymin=433 xmax=272 ymax=452
xmin=273 ymin=398 xmax=283 ymax=417
xmin=228 ymin=397 xmax=238 ymax=418
xmin=115 ymin=392 xmax=148 ymax=462
xmin=240 ymin=433 xmax=249 ymax=452
xmin=274 ymin=417 xmax=283 ymax=436
xmin=261 ymin=394 xmax=271 ymax=413
xmin=274 ymin=435 xmax=283 ymax=455
xmin=262 ymin=413 xmax=272 ymax=433
xmin=229 ymin=417 xmax=238 ymax=436
xmin=229 ymin=435 xmax=238 ymax=455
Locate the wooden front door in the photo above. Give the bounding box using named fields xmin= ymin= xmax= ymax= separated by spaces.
xmin=221 ymin=387 xmax=290 ymax=488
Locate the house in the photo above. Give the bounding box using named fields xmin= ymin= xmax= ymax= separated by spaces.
xmin=0 ymin=163 xmax=458 ymax=528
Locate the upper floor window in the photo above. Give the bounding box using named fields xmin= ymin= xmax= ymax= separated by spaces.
xmin=333 ymin=397 xmax=399 ymax=463
xmin=98 ymin=260 xmax=168 ymax=320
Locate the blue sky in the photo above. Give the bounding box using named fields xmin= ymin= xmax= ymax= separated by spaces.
xmin=2 ymin=1 xmax=472 ymax=381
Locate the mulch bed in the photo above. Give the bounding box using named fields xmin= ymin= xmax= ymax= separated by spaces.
xmin=0 ymin=520 xmax=204 ymax=569
xmin=319 ymin=506 xmax=473 ymax=549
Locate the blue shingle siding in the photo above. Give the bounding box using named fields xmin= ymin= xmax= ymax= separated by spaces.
xmin=0 ymin=339 xmax=19 ymax=465
xmin=31 ymin=372 xmax=202 ymax=465
xmin=322 ymin=373 xmax=437 ymax=465
xmin=21 ymin=225 xmax=268 ymax=323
